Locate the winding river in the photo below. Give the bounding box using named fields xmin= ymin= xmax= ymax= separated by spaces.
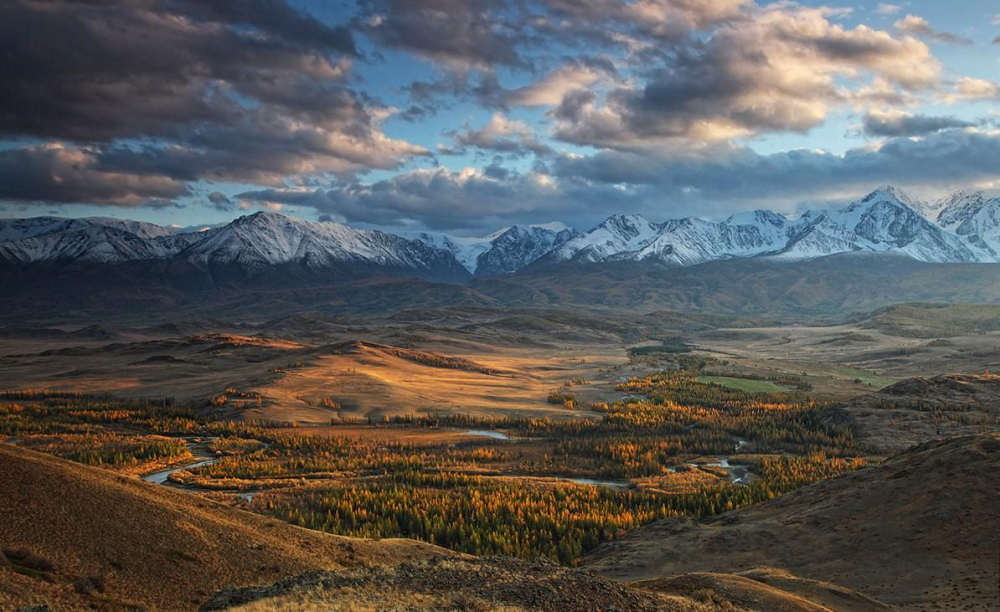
xmin=141 ymin=437 xmax=219 ymax=489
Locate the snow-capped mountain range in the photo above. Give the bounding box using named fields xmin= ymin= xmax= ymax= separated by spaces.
xmin=541 ymin=186 xmax=997 ymax=267
xmin=1 ymin=187 xmax=997 ymax=282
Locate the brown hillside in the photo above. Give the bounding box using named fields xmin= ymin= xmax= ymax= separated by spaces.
xmin=583 ymin=434 xmax=1000 ymax=612
xmin=0 ymin=444 xmax=441 ymax=612
xmin=844 ymin=374 xmax=1000 ymax=452
xmin=634 ymin=571 xmax=894 ymax=612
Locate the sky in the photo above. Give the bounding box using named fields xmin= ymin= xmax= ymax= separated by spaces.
xmin=0 ymin=0 xmax=998 ymax=235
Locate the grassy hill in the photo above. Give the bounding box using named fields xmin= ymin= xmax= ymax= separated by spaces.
xmin=852 ymin=303 xmax=1000 ymax=338
xmin=0 ymin=444 xmax=439 ymax=611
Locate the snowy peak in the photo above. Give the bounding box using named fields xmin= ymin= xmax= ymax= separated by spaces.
xmin=833 ymin=187 xmax=931 ymax=247
xmin=406 ymin=231 xmax=493 ymax=273
xmin=185 ymin=212 xmax=470 ymax=280
xmin=776 ymin=187 xmax=982 ymax=263
xmin=935 ymin=190 xmax=1000 ymax=259
xmin=851 ymin=186 xmax=921 ymax=211
xmin=0 ymin=216 xmax=178 ymax=243
xmin=547 ymin=213 xmax=662 ymax=263
xmin=936 ymin=190 xmax=991 ymax=228
xmin=725 ymin=209 xmax=788 ymax=228
xmin=475 ymin=224 xmax=577 ymax=276
xmin=0 ymin=221 xmax=196 ymax=264
xmin=409 ymin=223 xmax=577 ymax=275
xmin=630 ymin=211 xmax=793 ymax=266
xmin=541 ymin=187 xmax=994 ymax=268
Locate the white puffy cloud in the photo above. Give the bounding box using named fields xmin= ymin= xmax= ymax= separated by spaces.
xmin=551 ymin=4 xmax=941 ymax=149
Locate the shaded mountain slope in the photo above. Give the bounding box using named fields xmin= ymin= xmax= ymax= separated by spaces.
xmin=3 ymin=253 xmax=1000 ymax=324
xmin=582 ymin=434 xmax=1000 ymax=611
xmin=477 ymin=254 xmax=1000 ymax=317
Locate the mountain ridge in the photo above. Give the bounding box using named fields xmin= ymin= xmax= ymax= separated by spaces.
xmin=1 ymin=187 xmax=998 ymax=285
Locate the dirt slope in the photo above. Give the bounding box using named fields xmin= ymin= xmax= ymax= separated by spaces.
xmin=634 ymin=571 xmax=894 ymax=612
xmin=583 ymin=434 xmax=1000 ymax=612
xmin=0 ymin=444 xmax=441 ymax=611
xmin=198 ymin=555 xmax=892 ymax=612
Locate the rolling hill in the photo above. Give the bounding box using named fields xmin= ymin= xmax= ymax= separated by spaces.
xmin=0 ymin=444 xmax=439 ymax=611
xmin=582 ymin=434 xmax=1000 ymax=612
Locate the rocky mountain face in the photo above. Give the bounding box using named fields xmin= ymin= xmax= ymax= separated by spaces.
xmin=776 ymin=187 xmax=981 ymax=263
xmin=1 ymin=188 xmax=997 ymax=285
xmin=543 ymin=214 xmax=662 ymax=264
xmin=934 ymin=190 xmax=1000 ymax=260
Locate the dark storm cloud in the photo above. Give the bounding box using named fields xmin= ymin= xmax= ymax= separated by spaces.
xmin=0 ymin=0 xmax=355 ymax=142
xmin=0 ymin=0 xmax=425 ymax=207
xmin=861 ymin=112 xmax=975 ymax=137
xmin=178 ymin=1 xmax=357 ymax=55
xmin=0 ymin=0 xmax=994 ymax=226
xmin=0 ymin=145 xmax=189 ymax=207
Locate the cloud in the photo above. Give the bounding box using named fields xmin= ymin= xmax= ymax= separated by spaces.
xmin=551 ymin=129 xmax=1000 ymax=215
xmin=235 ymin=129 xmax=1000 ymax=230
xmin=440 ymin=114 xmax=553 ymax=156
xmin=236 ymin=166 xmax=589 ymax=230
xmin=206 ymin=191 xmax=235 ymax=212
xmin=894 ymin=14 xmax=971 ymax=45
xmin=0 ymin=0 xmax=427 ymax=207
xmin=875 ymin=4 xmax=903 ymax=16
xmin=536 ymin=0 xmax=750 ymax=48
xmin=359 ymin=0 xmax=530 ymax=69
xmin=0 ymin=144 xmax=189 ymax=207
xmin=949 ymin=77 xmax=1000 ymax=102
xmin=551 ymin=5 xmax=940 ymax=149
xmin=0 ymin=0 xmax=356 ymax=142
xmin=861 ymin=110 xmax=974 ymax=137
xmin=508 ymin=59 xmax=617 ymax=107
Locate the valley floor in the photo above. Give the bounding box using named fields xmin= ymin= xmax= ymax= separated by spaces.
xmin=1 ymin=305 xmax=997 ymax=610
